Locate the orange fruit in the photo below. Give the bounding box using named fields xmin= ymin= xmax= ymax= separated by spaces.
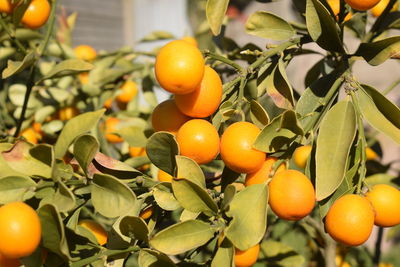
xmin=78 ymin=72 xmax=89 ymax=85
xmin=21 ymin=0 xmax=51 ymax=29
xmin=245 ymin=157 xmax=286 ymax=186
xmin=0 ymin=0 xmax=15 ymax=14
xmin=139 ymin=207 xmax=153 ymax=220
xmin=234 ymin=244 xmax=260 ymax=267
xmin=155 ymin=40 xmax=205 ymax=95
xmin=74 ymin=45 xmax=97 ymax=62
xmin=176 ymin=119 xmax=220 ymax=165
xmin=371 ymin=0 xmax=398 ymax=17
xmin=327 ymin=0 xmax=340 ymax=16
xmin=116 ymin=80 xmax=138 ymax=104
xmin=220 ymin=122 xmax=266 ymax=173
xmin=325 ymin=194 xmax=375 ymax=246
xmin=20 ymin=127 xmax=39 ymax=144
xmin=104 ymin=117 xmax=123 ymax=143
xmin=365 ymin=184 xmax=400 ymax=227
xmin=181 ymin=36 xmax=198 ymax=47
xmin=366 ymin=147 xmax=378 ymax=161
xmin=269 ymin=170 xmax=315 ymax=221
xmin=0 ymin=202 xmax=41 ymax=259
xmin=151 ymin=99 xmax=191 ymax=135
xmin=345 ymin=0 xmax=380 ymax=11
xmin=0 ymin=253 xmax=20 ymax=267
xmin=293 ymin=145 xmax=312 ymax=169
xmin=158 ymin=169 xmax=173 ymax=182
xmin=78 ymin=220 xmax=107 ymax=246
xmin=103 ymin=97 xmax=113 ymax=109
xmin=129 ymin=147 xmax=146 ymax=157
xmin=57 ymin=106 xmax=80 ymax=121
xmin=175 ymin=66 xmax=222 ymax=118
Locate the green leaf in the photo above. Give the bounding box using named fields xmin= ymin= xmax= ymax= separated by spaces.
xmin=149 ymin=220 xmax=215 ymax=255
xmin=172 ymin=178 xmax=218 ymax=216
xmin=206 ymin=0 xmax=229 ymax=35
xmin=225 ymin=184 xmax=268 ymax=250
xmin=2 ymin=51 xmax=35 ymax=79
xmin=8 ymin=84 xmax=40 ymax=108
xmin=254 ymin=110 xmax=302 ymax=153
xmin=306 ymin=0 xmax=344 ymax=52
xmin=120 ymin=216 xmax=149 ymax=242
xmin=41 ymin=181 xmax=76 ymax=212
xmin=365 ymin=173 xmax=397 ymax=187
xmin=37 ymin=59 xmax=93 ymax=83
xmin=91 ymin=152 xmax=142 ymax=179
xmin=250 ymin=100 xmax=270 ymax=128
xmin=355 ymin=87 xmax=400 ymax=144
xmin=0 ymin=176 xmax=36 ymax=204
xmin=73 ymin=135 xmax=99 ymax=176
xmin=153 ymin=183 xmax=181 ymax=211
xmin=211 ymin=238 xmax=234 ymax=267
xmin=221 ymin=184 xmax=236 ymax=211
xmin=1 ymin=141 xmax=53 ymax=179
xmin=245 ymin=11 xmax=296 ymax=40
xmin=316 ymin=100 xmax=356 ymax=201
xmin=261 ymin=240 xmax=305 ymax=267
xmin=355 ymin=36 xmax=400 ymax=66
xmin=91 ymin=173 xmax=137 ymax=218
xmin=176 ymin=156 xmax=205 ymax=188
xmin=138 ymin=249 xmax=176 ymax=267
xmin=54 ymin=109 xmax=105 ymax=158
xmin=146 ymin=132 xmax=179 ymax=175
xmin=117 ymin=126 xmax=147 ymax=148
xmin=38 ymin=204 xmax=70 ymax=259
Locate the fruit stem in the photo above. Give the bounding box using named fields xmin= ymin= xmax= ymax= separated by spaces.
xmin=204 ymin=50 xmax=245 ymax=74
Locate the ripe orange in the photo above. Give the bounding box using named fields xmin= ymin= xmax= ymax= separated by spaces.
xmin=104 ymin=117 xmax=123 ymax=143
xmin=325 ymin=194 xmax=375 ymax=246
xmin=220 ymin=122 xmax=266 ymax=173
xmin=78 ymin=220 xmax=107 ymax=246
xmin=366 ymin=147 xmax=378 ymax=161
xmin=181 ymin=36 xmax=198 ymax=47
xmin=78 ymin=72 xmax=90 ymax=85
xmin=371 ymin=0 xmax=398 ymax=17
xmin=158 ymin=169 xmax=173 ymax=182
xmin=74 ymin=45 xmax=97 ymax=62
xmin=129 ymin=147 xmax=146 ymax=157
xmin=345 ymin=0 xmax=380 ymax=11
xmin=176 ymin=119 xmax=220 ymax=165
xmin=327 ymin=0 xmax=340 ymax=16
xmin=0 ymin=202 xmax=41 ymax=259
xmin=245 ymin=157 xmax=286 ymax=186
xmin=293 ymin=145 xmax=312 ymax=169
xmin=57 ymin=106 xmax=80 ymax=121
xmin=234 ymin=244 xmax=260 ymax=267
xmin=103 ymin=97 xmax=113 ymax=109
xmin=175 ymin=66 xmax=222 ymax=118
xmin=0 ymin=0 xmax=15 ymax=14
xmin=21 ymin=0 xmax=51 ymax=29
xmin=0 ymin=253 xmax=20 ymax=267
xmin=139 ymin=206 xmax=153 ymax=220
xmin=365 ymin=184 xmax=400 ymax=227
xmin=116 ymin=80 xmax=138 ymax=104
xmin=268 ymin=170 xmax=315 ymax=221
xmin=151 ymin=99 xmax=191 ymax=135
xmin=155 ymin=40 xmax=205 ymax=95
xmin=20 ymin=127 xmax=39 ymax=144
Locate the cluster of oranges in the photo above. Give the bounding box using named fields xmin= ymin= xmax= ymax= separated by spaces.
xmin=0 ymin=0 xmax=51 ymax=29
xmin=327 ymin=0 xmax=397 ymax=19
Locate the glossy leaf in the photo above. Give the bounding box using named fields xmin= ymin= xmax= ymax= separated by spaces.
xmin=355 ymin=36 xmax=400 ymax=66
xmin=261 ymin=240 xmax=305 ymax=266
xmin=153 ymin=183 xmax=181 ymax=211
xmin=73 ymin=135 xmax=99 ymax=176
xmin=2 ymin=51 xmax=35 ymax=79
xmin=172 ymin=178 xmax=218 ymax=216
xmin=138 ymin=249 xmax=176 ymax=267
xmin=245 ymin=11 xmax=296 ymax=40
xmin=41 ymin=181 xmax=76 ymax=212
xmin=176 ymin=155 xmax=205 ymax=188
xmin=211 ymin=238 xmax=234 ymax=267
xmin=120 ymin=216 xmax=149 ymax=242
xmin=250 ymin=100 xmax=270 ymax=128
xmin=117 ymin=126 xmax=147 ymax=148
xmin=54 ymin=109 xmax=105 ymax=158
xmin=0 ymin=176 xmax=36 ymax=204
xmin=8 ymin=84 xmax=40 ymax=108
xmin=316 ymin=100 xmax=356 ymax=200
xmin=306 ymin=0 xmax=344 ymax=52
xmin=356 ymin=87 xmax=400 ymax=144
xmin=37 ymin=59 xmax=93 ymax=83
xmin=149 ymin=220 xmax=215 ymax=255
xmin=91 ymin=173 xmax=136 ymax=218
xmin=206 ymin=0 xmax=229 ymax=35
xmin=225 ymin=184 xmax=268 ymax=250
xmin=146 ymin=132 xmax=179 ymax=175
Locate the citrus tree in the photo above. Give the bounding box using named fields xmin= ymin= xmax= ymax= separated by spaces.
xmin=1 ymin=0 xmax=400 ymax=266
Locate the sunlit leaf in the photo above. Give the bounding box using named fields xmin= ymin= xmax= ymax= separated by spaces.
xmin=206 ymin=0 xmax=229 ymax=35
